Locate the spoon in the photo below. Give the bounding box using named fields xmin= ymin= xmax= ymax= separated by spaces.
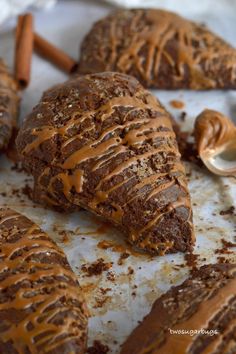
xmin=194 ymin=109 xmax=236 ymax=176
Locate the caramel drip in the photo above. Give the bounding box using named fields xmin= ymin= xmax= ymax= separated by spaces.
xmin=22 ymin=95 xmax=168 ymax=156
xmin=201 ymin=317 xmax=236 ymax=354
xmin=0 ymin=209 xmax=88 ymax=353
xmin=194 ymin=109 xmax=236 ymax=157
xmin=50 ymin=169 xmax=84 ymax=196
xmin=146 ymin=278 xmax=236 ymax=354
xmin=18 ymin=73 xmax=193 ymax=254
xmin=60 ymin=116 xmax=172 ymax=170
xmin=83 ymin=9 xmax=236 ymax=88
xmin=140 ymin=196 xmax=190 ymax=236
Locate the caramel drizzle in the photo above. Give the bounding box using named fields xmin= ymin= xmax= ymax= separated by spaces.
xmin=90 ymin=9 xmax=236 ymax=88
xmin=21 ymin=74 xmax=192 ymax=253
xmin=141 ymin=276 xmax=236 ymax=354
xmin=0 ymin=209 xmax=87 ymax=353
xmin=201 ymin=317 xmax=236 ymax=354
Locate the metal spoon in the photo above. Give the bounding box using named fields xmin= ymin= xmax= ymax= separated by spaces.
xmin=194 ymin=109 xmax=236 ymax=176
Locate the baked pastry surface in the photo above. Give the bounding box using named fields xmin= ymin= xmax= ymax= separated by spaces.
xmin=78 ymin=9 xmax=236 ymax=90
xmin=0 ymin=208 xmax=88 ymax=354
xmin=16 ymin=72 xmax=194 ymax=255
xmin=121 ymin=263 xmax=236 ymax=354
xmin=0 ymin=59 xmax=19 ymax=150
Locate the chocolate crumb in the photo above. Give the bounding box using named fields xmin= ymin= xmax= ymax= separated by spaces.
xmin=21 ymin=184 xmax=33 ymax=200
xmin=217 ymin=256 xmax=230 ymax=264
xmin=179 ymin=111 xmax=187 ymax=121
xmin=87 ymin=340 xmax=110 ymax=354
xmin=106 ymin=271 xmax=116 ymax=282
xmin=118 ymin=252 xmax=130 ymax=265
xmin=184 ymin=252 xmax=199 ymax=270
xmin=127 ymin=266 xmax=134 ymax=275
xmin=81 ymin=258 xmax=112 ymax=277
xmin=219 ymin=206 xmax=235 ymax=216
xmin=221 ymin=239 xmax=236 ymax=248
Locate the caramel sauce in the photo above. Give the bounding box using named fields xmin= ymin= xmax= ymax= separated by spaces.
xmin=169 ymin=100 xmax=185 ymax=109
xmin=194 ymin=109 xmax=236 ymax=156
xmin=83 ymin=9 xmax=236 ymax=89
xmin=0 ymin=209 xmax=88 ymax=353
xmin=20 ymin=73 xmax=193 ymax=254
xmin=155 ymin=278 xmax=236 ymax=354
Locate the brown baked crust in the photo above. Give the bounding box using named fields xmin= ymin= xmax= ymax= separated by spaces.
xmin=0 ymin=59 xmax=19 ymax=150
xmin=16 ymin=72 xmax=194 ymax=255
xmin=121 ymin=263 xmax=236 ymax=354
xmin=0 ymin=208 xmax=88 ymax=354
xmin=78 ymin=9 xmax=236 ymax=90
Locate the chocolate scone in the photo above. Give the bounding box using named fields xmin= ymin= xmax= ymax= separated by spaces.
xmin=121 ymin=263 xmax=236 ymax=354
xmin=78 ymin=9 xmax=236 ymax=89
xmin=0 ymin=208 xmax=88 ymax=353
xmin=0 ymin=59 xmax=19 ymax=150
xmin=16 ymin=72 xmax=194 ymax=255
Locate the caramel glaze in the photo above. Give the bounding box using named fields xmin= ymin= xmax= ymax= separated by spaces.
xmin=78 ymin=9 xmax=236 ymax=89
xmin=16 ymin=72 xmax=194 ymax=255
xmin=0 ymin=208 xmax=88 ymax=354
xmin=121 ymin=263 xmax=236 ymax=354
xmin=0 ymin=59 xmax=19 ymax=150
xmin=194 ymin=109 xmax=236 ymax=157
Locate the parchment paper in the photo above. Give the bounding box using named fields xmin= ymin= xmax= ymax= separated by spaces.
xmin=0 ymin=1 xmax=235 ymax=352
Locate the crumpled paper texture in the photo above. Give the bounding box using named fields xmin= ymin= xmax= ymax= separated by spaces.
xmin=0 ymin=1 xmax=236 ymax=353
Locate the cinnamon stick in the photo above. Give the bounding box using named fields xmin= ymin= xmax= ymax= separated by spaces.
xmin=34 ymin=33 xmax=78 ymax=74
xmin=15 ymin=13 xmax=34 ymax=89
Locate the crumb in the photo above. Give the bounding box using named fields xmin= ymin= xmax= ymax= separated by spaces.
xmin=185 ymin=252 xmax=199 ymax=270
xmin=127 ymin=266 xmax=134 ymax=275
xmin=219 ymin=206 xmax=235 ymax=216
xmin=21 ymin=184 xmax=33 ymax=200
xmin=87 ymin=340 xmax=110 ymax=354
xmin=118 ymin=252 xmax=130 ymax=265
xmin=179 ymin=111 xmax=187 ymax=121
xmin=81 ymin=258 xmax=112 ymax=277
xmin=221 ymin=238 xmax=236 ymax=248
xmin=93 ymin=296 xmax=110 ymax=309
xmin=106 ymin=271 xmax=116 ymax=282
xmin=215 ymin=238 xmax=236 ymax=255
xmin=217 ymin=256 xmax=230 ymax=264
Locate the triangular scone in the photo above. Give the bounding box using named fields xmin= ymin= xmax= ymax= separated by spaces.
xmin=78 ymin=9 xmax=236 ymax=89
xmin=121 ymin=263 xmax=236 ymax=354
xmin=0 ymin=59 xmax=19 ymax=150
xmin=0 ymin=208 xmax=88 ymax=353
xmin=16 ymin=72 xmax=194 ymax=255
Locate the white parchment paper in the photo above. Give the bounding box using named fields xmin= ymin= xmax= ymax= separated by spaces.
xmin=0 ymin=1 xmax=236 ymax=352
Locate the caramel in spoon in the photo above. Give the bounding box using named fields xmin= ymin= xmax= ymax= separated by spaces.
xmin=194 ymin=109 xmax=236 ymax=176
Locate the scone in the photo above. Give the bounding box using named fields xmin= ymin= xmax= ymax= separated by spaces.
xmin=78 ymin=9 xmax=236 ymax=90
xmin=16 ymin=72 xmax=194 ymax=255
xmin=0 ymin=208 xmax=88 ymax=354
xmin=0 ymin=59 xmax=19 ymax=150
xmin=121 ymin=263 xmax=236 ymax=354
